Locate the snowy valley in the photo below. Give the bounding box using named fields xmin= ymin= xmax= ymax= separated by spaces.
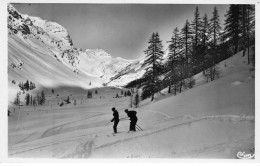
xmin=7 ymin=3 xmax=255 ymax=159
xmin=8 ymin=4 xmax=144 ymax=103
xmin=8 ymin=49 xmax=254 ymax=158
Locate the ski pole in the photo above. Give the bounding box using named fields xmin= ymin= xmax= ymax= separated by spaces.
xmin=136 ymin=124 xmax=143 ymax=130
xmin=136 ymin=125 xmax=141 ymax=131
xmin=136 ymin=125 xmax=143 ymax=131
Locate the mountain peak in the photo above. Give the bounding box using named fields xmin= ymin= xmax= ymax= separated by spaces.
xmin=85 ymin=49 xmax=113 ymax=59
xmin=8 ymin=4 xmax=139 ymax=101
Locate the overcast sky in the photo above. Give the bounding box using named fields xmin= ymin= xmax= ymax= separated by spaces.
xmin=12 ymin=3 xmax=229 ymax=60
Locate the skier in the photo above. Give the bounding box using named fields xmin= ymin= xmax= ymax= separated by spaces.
xmin=111 ymin=107 xmax=119 ymax=134
xmin=124 ymin=109 xmax=138 ymax=132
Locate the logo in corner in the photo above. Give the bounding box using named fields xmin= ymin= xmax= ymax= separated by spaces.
xmin=237 ymin=148 xmax=255 ymax=159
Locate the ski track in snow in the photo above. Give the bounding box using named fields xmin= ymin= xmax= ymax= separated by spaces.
xmin=172 ymin=135 xmax=254 ymax=158
xmin=144 ymin=109 xmax=194 ymax=120
xmin=95 ymin=114 xmax=254 ymax=149
xmin=9 ymin=111 xmax=105 ymax=145
xmin=41 ymin=112 xmax=104 ymax=138
xmin=9 ymin=112 xmax=254 ymax=157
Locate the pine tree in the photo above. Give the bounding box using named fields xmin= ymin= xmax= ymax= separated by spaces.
xmin=25 ymin=93 xmax=30 ymax=106
xmin=201 ymin=14 xmax=210 ymax=74
xmin=141 ymin=32 xmax=164 ymax=101
xmin=191 ymin=6 xmax=202 ymax=50
xmin=127 ymin=90 xmax=131 ymax=96
xmin=87 ymin=91 xmax=92 ymax=98
xmin=240 ymin=5 xmax=255 ymax=64
xmin=206 ymin=6 xmax=222 ymax=81
xmin=40 ymin=90 xmax=45 ymax=105
xmin=18 ymin=82 xmax=24 ymax=91
xmin=30 ymin=95 xmax=33 ymax=105
xmin=247 ymin=5 xmax=255 ymax=65
xmin=180 ymin=20 xmax=193 ymax=64
xmin=66 ymin=96 xmax=70 ymax=103
xmin=224 ymin=5 xmax=242 ymax=54
xmin=14 ymin=92 xmax=20 ymax=106
xmin=180 ymin=20 xmax=194 ymax=90
xmin=191 ymin=6 xmax=203 ymax=73
xmin=30 ymin=82 xmax=35 ymax=90
xmin=24 ymin=80 xmax=29 ymax=91
xmin=166 ymin=27 xmax=181 ymax=94
xmin=241 ymin=5 xmax=247 ymax=57
xmin=210 ymin=7 xmax=222 ymax=50
xmin=52 ymin=89 xmax=54 ymax=93
xmin=133 ymin=89 xmax=140 ymax=108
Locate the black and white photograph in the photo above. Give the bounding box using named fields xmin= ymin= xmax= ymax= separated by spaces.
xmin=0 ymin=0 xmax=258 ymax=161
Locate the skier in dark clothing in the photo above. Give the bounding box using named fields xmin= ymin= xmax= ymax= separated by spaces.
xmin=111 ymin=107 xmax=119 ymax=134
xmin=125 ymin=109 xmax=138 ymax=132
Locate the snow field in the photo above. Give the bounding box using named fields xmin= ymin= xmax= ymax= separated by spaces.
xmin=8 ymin=50 xmax=254 ymax=158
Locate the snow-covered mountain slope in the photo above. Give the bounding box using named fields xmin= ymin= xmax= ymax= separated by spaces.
xmin=106 ymin=59 xmax=146 ymax=87
xmin=79 ymin=49 xmax=136 ymax=82
xmin=106 ymin=48 xmax=169 ymax=87
xmin=8 ymin=4 xmax=137 ymax=102
xmin=8 ymin=49 xmax=254 ymax=158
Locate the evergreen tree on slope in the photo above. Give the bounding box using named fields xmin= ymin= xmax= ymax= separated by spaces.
xmin=166 ymin=27 xmax=181 ymax=95
xmin=240 ymin=5 xmax=255 ymax=64
xmin=141 ymin=32 xmax=164 ymax=101
xmin=180 ymin=20 xmax=194 ymax=89
xmin=14 ymin=92 xmax=20 ymax=106
xmin=206 ymin=6 xmax=221 ymax=81
xmin=191 ymin=6 xmax=202 ymax=50
xmin=210 ymin=7 xmax=222 ymax=50
xmin=224 ymin=5 xmax=242 ymax=54
xmin=201 ymin=14 xmax=210 ymax=74
xmin=191 ymin=6 xmax=203 ymax=74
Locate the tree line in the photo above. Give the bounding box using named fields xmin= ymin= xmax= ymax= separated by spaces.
xmin=18 ymin=80 xmax=36 ymax=91
xmin=126 ymin=4 xmax=255 ymax=101
xmin=14 ymin=90 xmax=46 ymax=106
